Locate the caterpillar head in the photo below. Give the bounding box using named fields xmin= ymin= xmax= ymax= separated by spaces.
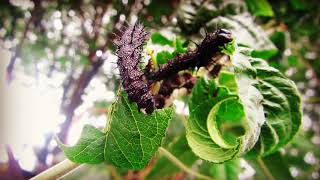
xmin=215 ymin=29 xmax=233 ymax=42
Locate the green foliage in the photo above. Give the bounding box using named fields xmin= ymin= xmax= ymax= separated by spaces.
xmin=220 ymin=40 xmax=236 ymax=56
xmin=59 ymin=92 xmax=173 ymax=169
xmin=218 ymin=71 xmax=237 ymax=93
xmin=150 ymin=32 xmax=188 ymax=64
xmin=199 ymin=159 xmax=241 ymax=180
xmin=185 ymin=49 xmax=301 ymax=163
xmin=250 ymin=49 xmax=278 ymax=60
xmin=58 ymin=125 xmax=106 ymax=164
xmin=151 ymin=32 xmax=173 ymax=46
xmin=245 ymin=0 xmax=274 ymax=17
xmin=248 ymin=57 xmax=302 ymax=156
xmin=186 ymin=78 xmax=240 ymax=163
xmin=156 ymin=51 xmax=174 ymax=65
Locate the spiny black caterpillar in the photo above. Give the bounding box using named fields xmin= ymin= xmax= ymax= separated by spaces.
xmin=115 ymin=21 xmax=233 ymax=114
xmin=145 ymin=29 xmax=233 ymax=82
xmin=115 ymin=22 xmax=155 ymax=114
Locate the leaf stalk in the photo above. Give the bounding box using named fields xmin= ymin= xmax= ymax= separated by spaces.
xmin=257 ymin=157 xmax=275 ymax=180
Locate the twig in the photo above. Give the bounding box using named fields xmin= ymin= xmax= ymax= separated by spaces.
xmin=257 ymin=157 xmax=275 ymax=180
xmin=304 ymin=97 xmax=320 ymax=104
xmin=158 ymin=147 xmax=212 ymax=180
xmin=6 ymin=0 xmax=42 ymax=82
xmin=106 ymin=165 xmax=122 ymax=180
xmin=30 ymin=159 xmax=82 ymax=180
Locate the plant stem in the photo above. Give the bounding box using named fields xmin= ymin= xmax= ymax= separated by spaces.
xmin=257 ymin=157 xmax=275 ymax=180
xmin=30 ymin=159 xmax=82 ymax=180
xmin=158 ymin=147 xmax=212 ymax=180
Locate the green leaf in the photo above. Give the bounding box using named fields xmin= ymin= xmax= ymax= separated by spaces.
xmin=270 ymin=31 xmax=286 ymax=52
xmin=220 ymin=40 xmax=236 ymax=55
xmin=186 ymin=49 xmax=301 ymax=162
xmin=156 ymin=51 xmax=174 ymax=64
xmin=245 ymin=0 xmax=274 ymax=17
xmin=151 ymin=32 xmax=173 ymax=46
xmin=218 ymin=71 xmax=238 ymax=93
xmin=231 ymin=52 xmax=266 ymax=154
xmin=59 ymin=92 xmax=173 ymax=169
xmin=186 ymin=76 xmax=264 ymax=163
xmin=247 ymin=58 xmax=302 ymax=156
xmin=104 ymin=92 xmax=173 ymax=169
xmin=250 ymin=49 xmax=278 ymax=60
xmin=199 ymin=159 xmax=241 ymax=180
xmin=174 ymin=37 xmax=187 ymax=53
xmin=287 ymin=55 xmax=298 ymax=66
xmin=207 ymin=97 xmax=246 ymax=149
xmin=145 ymin=135 xmax=198 ymax=180
xmin=58 ymin=125 xmax=106 ymax=164
xmin=289 ymin=0 xmax=307 ymax=10
xmin=186 ymin=78 xmax=239 ymax=163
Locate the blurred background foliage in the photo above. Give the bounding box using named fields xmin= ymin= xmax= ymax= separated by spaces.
xmin=0 ymin=0 xmax=319 ymax=179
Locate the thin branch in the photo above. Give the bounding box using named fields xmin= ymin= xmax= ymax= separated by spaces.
xmin=30 ymin=159 xmax=82 ymax=180
xmin=106 ymin=165 xmax=122 ymax=180
xmin=158 ymin=147 xmax=212 ymax=180
xmin=6 ymin=0 xmax=42 ymax=82
xmin=304 ymin=97 xmax=320 ymax=104
xmin=257 ymin=157 xmax=275 ymax=180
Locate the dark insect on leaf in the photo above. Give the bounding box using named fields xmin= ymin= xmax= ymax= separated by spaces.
xmin=115 ymin=22 xmax=233 ymax=114
xmin=146 ymin=29 xmax=233 ymax=82
xmin=115 ymin=21 xmax=155 ymax=114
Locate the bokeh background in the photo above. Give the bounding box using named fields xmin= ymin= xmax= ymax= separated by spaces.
xmin=0 ymin=0 xmax=319 ymax=179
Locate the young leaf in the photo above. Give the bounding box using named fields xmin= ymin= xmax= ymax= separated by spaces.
xmin=156 ymin=51 xmax=174 ymax=64
xmin=232 ymin=52 xmax=266 ymax=154
xmin=59 ymin=92 xmax=173 ymax=169
xmin=199 ymin=159 xmax=241 ymax=180
xmin=151 ymin=32 xmax=173 ymax=46
xmin=186 ymin=78 xmax=239 ymax=163
xmin=207 ymin=97 xmax=246 ymax=149
xmin=186 ymin=77 xmax=263 ymax=163
xmin=174 ymin=37 xmax=187 ymax=53
xmin=250 ymin=49 xmax=278 ymax=60
xmin=245 ymin=0 xmax=274 ymax=17
xmin=248 ymin=58 xmax=302 ymax=156
xmin=220 ymin=40 xmax=236 ymax=56
xmin=218 ymin=71 xmax=238 ymax=93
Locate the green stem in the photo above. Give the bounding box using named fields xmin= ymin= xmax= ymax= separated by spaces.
xmin=30 ymin=159 xmax=81 ymax=180
xmin=158 ymin=147 xmax=212 ymax=180
xmin=257 ymin=157 xmax=275 ymax=180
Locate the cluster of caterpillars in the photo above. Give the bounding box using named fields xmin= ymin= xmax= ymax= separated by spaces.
xmin=114 ymin=21 xmax=233 ymax=114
